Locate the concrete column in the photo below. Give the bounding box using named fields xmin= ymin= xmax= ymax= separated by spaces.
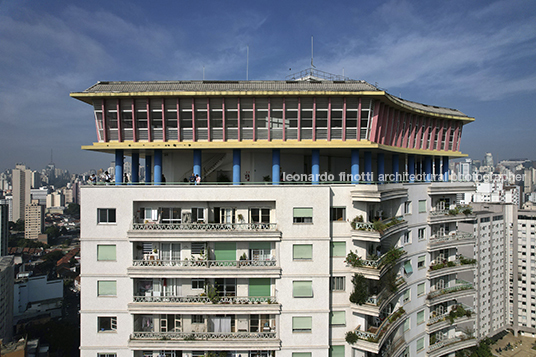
xmin=154 ymin=149 xmax=162 ymax=185
xmin=435 ymin=157 xmax=441 ymax=182
xmin=115 ymin=150 xmax=123 ymax=185
xmin=392 ymin=154 xmax=400 ymax=183
xmin=193 ymin=150 xmax=202 ymax=177
xmin=233 ymin=149 xmax=241 ymax=185
xmin=145 ymin=156 xmax=152 ymax=184
xmin=424 ymin=156 xmax=432 ymax=183
xmin=408 ymin=154 xmax=415 ymax=183
xmin=312 ymin=149 xmax=320 ymax=185
xmin=351 ymin=149 xmax=360 ymax=184
xmin=443 ymin=156 xmax=450 ymax=182
xmin=272 ymin=149 xmax=280 ymax=185
xmin=364 ymin=151 xmax=372 ymax=183
xmin=131 ymin=152 xmax=139 ymax=184
xmin=378 ymin=153 xmax=385 ymax=184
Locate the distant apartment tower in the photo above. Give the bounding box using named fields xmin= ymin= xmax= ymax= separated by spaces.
xmin=0 ymin=198 xmax=13 ymax=223
xmin=12 ymin=164 xmax=38 ymax=222
xmin=0 ymin=256 xmax=14 ymax=344
xmin=24 ymin=201 xmax=44 ymax=241
xmin=0 ymin=204 xmax=8 ymax=256
xmin=46 ymin=191 xmax=65 ymax=209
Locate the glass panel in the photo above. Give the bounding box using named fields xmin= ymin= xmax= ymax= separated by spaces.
xmin=330 ymin=311 xmax=345 ymax=325
xmin=97 ymin=245 xmax=116 ymax=261
xmin=331 ymin=242 xmax=346 ymax=257
xmin=214 ymin=242 xmax=236 ymax=261
xmin=293 ymin=207 xmax=313 ymax=217
xmin=292 ymin=316 xmax=312 ymax=330
xmin=98 ymin=281 xmax=117 ymax=296
xmin=293 ymin=281 xmax=313 ymax=297
xmin=249 ymin=278 xmax=271 ymax=297
xmin=293 ymin=244 xmax=313 ymax=259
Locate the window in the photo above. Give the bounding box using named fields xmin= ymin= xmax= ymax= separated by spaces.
xmin=293 ymin=354 xmax=312 ymax=357
xmin=418 ymin=200 xmax=427 ymax=213
xmin=417 ymin=282 xmax=425 ymax=296
xmin=140 ymin=207 xmax=157 ymax=221
xmin=331 ymin=242 xmax=346 ymax=257
xmin=250 ymin=208 xmax=270 ymax=223
xmin=98 ymin=316 xmax=117 ymax=332
xmin=192 ymin=208 xmax=205 ymax=223
xmin=403 ymin=318 xmax=410 ymax=331
xmin=329 ymin=345 xmax=345 ymax=357
xmin=330 ymin=311 xmax=346 ymax=326
xmin=161 ymin=207 xmax=181 ymax=223
xmin=403 ymin=260 xmax=413 ymax=274
xmin=192 ymin=315 xmax=204 ymax=324
xmin=97 ymin=245 xmax=116 ymax=261
xmin=417 ymin=336 xmax=425 ymax=351
xmin=192 ymin=278 xmax=205 ymax=290
xmin=292 ymin=316 xmax=312 ymax=332
xmin=98 ymin=354 xmax=117 ymax=357
xmin=191 ymin=242 xmax=206 ymax=255
xmin=293 ymin=207 xmax=313 ymax=223
xmin=403 ymin=232 xmax=410 ymax=244
xmin=98 ymin=208 xmax=116 ymax=223
xmin=331 ymin=277 xmax=345 ymax=291
xmin=404 ymin=201 xmax=412 ymax=215
xmin=417 ymin=310 xmax=425 ymax=324
xmin=331 ymin=207 xmax=346 ymax=221
xmin=293 ymin=281 xmax=313 ymax=297
xmin=418 ymin=228 xmax=426 ymax=240
xmin=403 ymin=289 xmax=410 ymax=303
xmin=418 ymin=255 xmax=426 ymax=269
xmin=293 ymin=244 xmax=313 ymax=260
xmin=97 ymin=281 xmax=117 ymax=296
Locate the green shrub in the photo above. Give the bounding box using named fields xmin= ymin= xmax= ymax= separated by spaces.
xmin=345 ymin=331 xmax=358 ymax=344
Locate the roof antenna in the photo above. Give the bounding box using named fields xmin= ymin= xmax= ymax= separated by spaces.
xmin=311 ymin=36 xmax=316 ymax=69
xmin=246 ymin=45 xmax=249 ymax=81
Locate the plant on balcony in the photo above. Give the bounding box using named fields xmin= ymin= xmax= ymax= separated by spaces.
xmin=345 ymin=330 xmax=358 ymax=344
xmin=372 ymin=220 xmax=387 ymax=234
xmin=381 ymin=247 xmax=405 ymax=267
xmin=184 ymin=333 xmax=196 ymax=341
xmin=448 ymin=207 xmax=460 ymax=215
xmin=345 ymin=251 xmax=363 ymax=267
xmin=462 ymin=207 xmax=473 ymax=215
xmin=430 ymin=262 xmax=445 ymax=270
xmin=350 ymin=215 xmax=364 ymax=229
xmin=205 ymin=283 xmax=220 ymax=304
xmin=447 ymin=305 xmax=472 ymax=324
xmin=237 ymin=214 xmax=244 ymax=222
xmin=460 ymin=256 xmax=477 ymax=265
xmin=382 ymin=270 xmax=400 ymax=294
xmin=350 ymin=274 xmax=369 ymax=305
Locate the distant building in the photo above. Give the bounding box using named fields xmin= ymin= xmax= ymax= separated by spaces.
xmin=46 ymin=191 xmax=64 ymax=209
xmin=24 ymin=202 xmax=44 ymax=241
xmin=0 ymin=256 xmax=14 ymax=344
xmin=0 ymin=197 xmax=13 ymax=223
xmin=0 ymin=204 xmax=8 ymax=256
xmin=12 ymin=165 xmax=33 ymax=222
xmin=483 ymin=153 xmax=494 ymax=168
xmin=30 ymin=187 xmax=51 ymax=206
xmin=13 ymin=275 xmax=63 ymax=325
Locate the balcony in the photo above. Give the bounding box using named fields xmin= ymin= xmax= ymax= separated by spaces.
xmin=351 ymin=217 xmax=408 ymax=243
xmin=427 ymin=334 xmax=477 ymax=357
xmin=129 ymin=295 xmax=281 ymax=314
xmin=128 ymin=259 xmax=281 ymax=278
xmin=129 ymin=331 xmax=280 ymax=350
xmin=428 ymin=232 xmax=475 ymax=250
xmin=351 ymin=278 xmax=407 ymax=316
xmin=426 ymin=280 xmax=475 ymax=305
xmin=346 ymin=248 xmax=407 ymax=280
xmin=428 ymin=207 xmax=476 ymax=224
xmin=128 ymin=222 xmax=281 ymax=241
xmin=426 ymin=304 xmax=475 ymax=333
xmin=427 ymin=258 xmax=477 ymax=279
xmin=351 ymin=184 xmax=408 ymax=202
xmin=345 ymin=307 xmax=406 ymax=354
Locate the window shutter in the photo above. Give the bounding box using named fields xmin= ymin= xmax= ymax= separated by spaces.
xmin=293 ymin=244 xmax=313 ymax=259
xmin=97 ymin=245 xmax=116 ymax=261
xmin=293 ymin=281 xmax=313 ymax=297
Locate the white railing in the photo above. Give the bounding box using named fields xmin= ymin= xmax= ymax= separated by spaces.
xmin=428 ymin=335 xmax=473 ymax=353
xmin=427 ymin=304 xmax=473 ymax=325
xmin=427 ymin=281 xmax=473 ymax=300
xmin=429 ymin=232 xmax=474 ymax=245
xmin=132 ymin=295 xmax=277 ymax=304
xmin=131 ymin=331 xmax=277 ymax=340
xmin=132 ymin=259 xmax=276 ymax=268
xmin=132 ymin=222 xmax=277 ymax=231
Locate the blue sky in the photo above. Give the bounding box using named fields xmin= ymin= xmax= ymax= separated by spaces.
xmin=0 ymin=0 xmax=535 ymax=173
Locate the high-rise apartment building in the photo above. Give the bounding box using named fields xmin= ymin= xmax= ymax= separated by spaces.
xmin=72 ymin=71 xmax=479 ymax=357
xmin=0 ymin=255 xmax=14 ymax=344
xmin=12 ymin=164 xmax=38 ymax=222
xmin=0 ymin=204 xmax=8 ymax=257
xmin=24 ymin=201 xmax=44 ymax=241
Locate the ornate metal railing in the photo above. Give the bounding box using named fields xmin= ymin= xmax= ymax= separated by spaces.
xmin=427 ymin=304 xmax=473 ymax=325
xmin=353 ymin=307 xmax=406 ymax=343
xmin=132 ymin=295 xmax=277 ymax=304
xmin=428 ymin=335 xmax=474 ymax=353
xmin=429 ymin=232 xmax=474 ymax=245
xmin=132 ymin=222 xmax=277 ymax=231
xmin=427 ymin=280 xmax=473 ymax=300
xmin=132 ymin=259 xmax=277 ymax=268
xmin=353 ymin=222 xmax=375 ymax=230
xmin=131 ymin=331 xmax=277 ymax=340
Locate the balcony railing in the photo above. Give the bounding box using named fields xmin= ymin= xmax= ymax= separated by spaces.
xmin=132 ymin=295 xmax=277 ymax=304
xmin=349 ymin=307 xmax=406 ymax=344
xmin=131 ymin=331 xmax=277 ymax=340
xmin=429 ymin=232 xmax=475 ymax=245
xmin=427 ymin=280 xmax=474 ymax=300
xmin=132 ymin=222 xmax=277 ymax=231
xmin=132 ymin=259 xmax=276 ymax=268
xmin=428 ymin=334 xmax=474 ymax=353
xmin=427 ymin=304 xmax=473 ymax=325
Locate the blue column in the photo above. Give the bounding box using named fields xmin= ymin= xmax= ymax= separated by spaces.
xmin=233 ymin=149 xmax=241 ymax=185
xmin=434 ymin=157 xmax=441 ymax=182
xmin=364 ymin=151 xmax=372 ymax=183
xmin=442 ymin=156 xmax=450 ymax=182
xmin=424 ymin=156 xmax=432 ymax=183
xmin=272 ymin=149 xmax=280 ymax=185
xmin=131 ymin=152 xmax=139 ymax=184
xmin=115 ymin=150 xmax=123 ymax=185
xmin=392 ymin=154 xmax=400 ymax=183
xmin=312 ymin=149 xmax=320 ymax=185
xmin=145 ymin=156 xmax=152 ymax=184
xmin=154 ymin=149 xmax=162 ymax=185
xmin=351 ymin=149 xmax=360 ymax=184
xmin=193 ymin=150 xmax=202 ymax=177
xmin=377 ymin=153 xmax=385 ymax=184
xmin=408 ymin=155 xmax=415 ymax=183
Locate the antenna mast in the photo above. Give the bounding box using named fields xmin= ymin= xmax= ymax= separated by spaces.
xmin=311 ymin=36 xmax=315 ymax=68
xmin=246 ymin=45 xmax=249 ymax=81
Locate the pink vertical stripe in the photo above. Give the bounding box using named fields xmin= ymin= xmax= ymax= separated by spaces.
xmin=252 ymin=97 xmax=256 ymax=141
xmin=444 ymin=120 xmax=452 ymax=151
xmin=101 ymin=101 xmax=107 ymax=142
xmin=457 ymin=124 xmax=463 ymax=151
xmin=237 ymin=97 xmax=241 ymax=141
xmin=402 ymin=113 xmax=409 ymax=148
xmin=161 ymin=98 xmax=166 ymax=142
xmin=267 ymin=97 xmax=271 ymax=141
xmin=176 ymin=98 xmax=180 ymax=142
xmin=369 ymin=100 xmax=380 ymax=142
xmin=116 ymin=99 xmax=122 ymax=142
xmin=436 ymin=119 xmax=444 ymax=151
xmin=282 ymin=97 xmax=286 ymax=141
xmin=452 ymin=122 xmax=460 ymax=152
xmin=356 ymin=97 xmax=361 ymax=141
xmin=191 ymin=98 xmax=196 ymax=142
xmin=327 ymin=97 xmax=331 ymax=141
xmin=423 ymin=118 xmax=431 ymax=150
xmin=429 ymin=118 xmax=437 ymax=150
xmin=222 ymin=97 xmax=226 ymax=142
xmin=414 ymin=116 xmax=422 ymax=149
xmin=312 ymin=97 xmax=316 ymax=141
xmin=131 ymin=99 xmax=137 ymax=142
xmin=409 ymin=115 xmax=416 ymax=149
xmin=146 ymin=98 xmax=152 ymax=142
xmin=206 ymin=97 xmax=211 ymax=142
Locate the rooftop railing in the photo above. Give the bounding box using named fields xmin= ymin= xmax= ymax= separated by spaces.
xmin=132 ymin=222 xmax=277 ymax=231
xmin=132 ymin=295 xmax=277 ymax=304
xmin=132 ymin=259 xmax=277 ymax=268
xmin=131 ymin=331 xmax=277 ymax=340
xmin=427 ymin=280 xmax=474 ymax=300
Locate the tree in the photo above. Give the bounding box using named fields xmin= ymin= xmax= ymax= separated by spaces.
xmin=65 ymin=203 xmax=80 ymax=217
xmin=9 ymin=219 xmax=25 ymax=232
xmin=45 ymin=226 xmax=61 ymax=239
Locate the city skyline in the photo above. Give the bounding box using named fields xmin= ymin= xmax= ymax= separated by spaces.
xmin=1 ymin=0 xmax=535 ymax=173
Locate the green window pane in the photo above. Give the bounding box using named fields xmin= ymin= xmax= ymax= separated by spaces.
xmin=417 ymin=337 xmax=425 ymax=350
xmin=249 ymin=242 xmax=271 ymax=250
xmin=417 ymin=310 xmax=425 ymax=324
xmin=214 ymin=242 xmax=236 ymax=261
xmin=292 ymin=316 xmax=312 ymax=330
xmin=419 ymin=200 xmax=427 ymax=213
xmin=249 ymin=278 xmax=271 ymax=297
xmin=418 ymin=255 xmax=426 ymax=263
xmin=403 ymin=289 xmax=410 ymax=300
xmin=404 ymin=260 xmax=413 ymax=274
xmin=293 ymin=208 xmax=313 ymax=217
xmin=293 ymin=244 xmax=312 ymax=260
xmin=331 ymin=242 xmax=346 ymax=257
xmin=330 ymin=311 xmax=345 ymax=325
xmin=97 ymin=245 xmax=116 ymax=261
xmin=403 ymin=318 xmax=410 ymax=331
xmin=293 ymin=354 xmax=312 ymax=357
xmin=293 ymin=281 xmax=313 ymax=297
xmin=418 ymin=283 xmax=425 ymax=295
xmin=98 ymin=281 xmax=117 ymax=296
xmin=330 ymin=345 xmax=345 ymax=357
